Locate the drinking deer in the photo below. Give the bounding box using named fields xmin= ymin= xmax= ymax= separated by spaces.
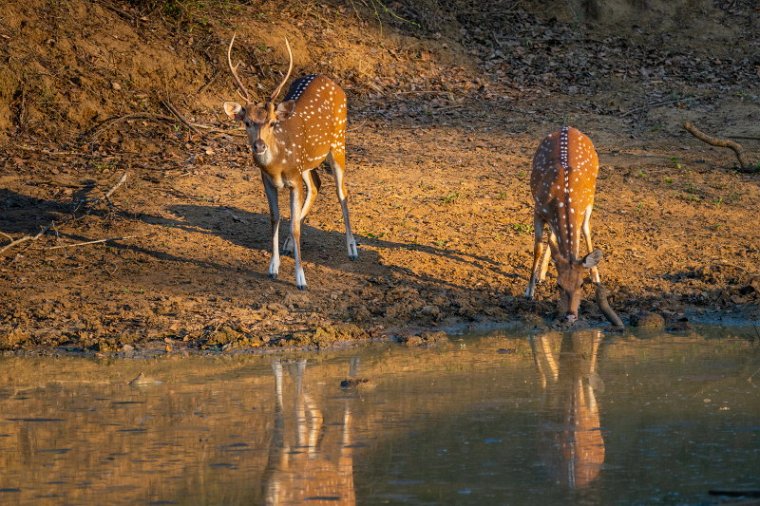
xmin=223 ymin=35 xmax=358 ymax=290
xmin=524 ymin=127 xmax=604 ymax=323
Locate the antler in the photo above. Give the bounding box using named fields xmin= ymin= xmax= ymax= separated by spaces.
xmin=227 ymin=33 xmax=251 ymax=103
xmin=269 ymin=37 xmax=293 ymax=102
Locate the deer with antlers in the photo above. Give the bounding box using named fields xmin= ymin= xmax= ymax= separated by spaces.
xmin=525 ymin=127 xmax=621 ymax=326
xmin=223 ymin=35 xmax=357 ymax=290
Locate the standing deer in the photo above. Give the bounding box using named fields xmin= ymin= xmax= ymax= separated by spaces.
xmin=524 ymin=127 xmax=604 ymax=323
xmin=223 ymin=35 xmax=358 ymax=290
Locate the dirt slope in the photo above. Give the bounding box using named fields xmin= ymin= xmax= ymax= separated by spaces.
xmin=0 ymin=0 xmax=758 ymax=352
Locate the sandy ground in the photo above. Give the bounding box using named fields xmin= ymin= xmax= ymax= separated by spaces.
xmin=0 ymin=1 xmax=758 ymax=353
xmin=2 ymin=93 xmax=759 ymax=353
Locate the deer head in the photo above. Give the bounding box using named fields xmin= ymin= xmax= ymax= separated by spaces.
xmin=223 ymin=35 xmax=295 ymax=162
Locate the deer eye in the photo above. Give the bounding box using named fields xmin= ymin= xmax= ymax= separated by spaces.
xmin=269 ymin=121 xmax=277 ymax=127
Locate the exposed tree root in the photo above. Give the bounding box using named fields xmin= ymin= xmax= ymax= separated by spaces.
xmin=683 ymin=121 xmax=755 ymax=171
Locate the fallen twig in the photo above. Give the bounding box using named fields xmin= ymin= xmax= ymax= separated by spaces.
xmin=16 ymin=84 xmax=25 ymax=129
xmin=683 ymin=121 xmax=753 ymax=170
xmin=195 ymin=71 xmax=219 ymax=95
xmin=45 ymin=235 xmax=136 ymax=250
xmin=621 ymin=96 xmax=701 ymax=117
xmin=346 ymin=119 xmax=367 ymax=132
xmin=0 ymin=223 xmax=53 ymax=256
xmin=595 ymin=283 xmax=624 ymax=329
xmin=73 ymin=171 xmax=129 ymax=213
xmin=1 ymin=173 xmax=130 ymax=256
xmin=81 ymin=113 xmax=176 ymax=139
xmin=104 ymin=171 xmax=129 ymax=200
xmin=161 ymin=99 xmax=203 ymax=136
xmin=0 ymin=234 xmax=34 ymax=255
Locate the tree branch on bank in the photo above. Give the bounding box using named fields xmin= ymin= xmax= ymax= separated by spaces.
xmin=683 ymin=121 xmax=756 ymax=172
xmin=0 ymin=172 xmax=130 ymax=256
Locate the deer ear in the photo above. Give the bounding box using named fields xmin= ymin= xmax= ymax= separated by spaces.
xmin=582 ymin=249 xmax=603 ymax=268
xmin=276 ymin=100 xmax=296 ymax=121
xmin=223 ymin=102 xmax=245 ymax=121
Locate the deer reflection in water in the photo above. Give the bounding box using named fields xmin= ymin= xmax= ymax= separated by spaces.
xmin=532 ymin=330 xmax=605 ymax=489
xmin=264 ymin=358 xmax=357 ymax=505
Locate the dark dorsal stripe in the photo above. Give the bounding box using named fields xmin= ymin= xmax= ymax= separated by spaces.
xmin=559 ymin=126 xmax=573 ymax=257
xmin=284 ymin=74 xmax=319 ymax=102
xmin=559 ymin=126 xmax=570 ymax=191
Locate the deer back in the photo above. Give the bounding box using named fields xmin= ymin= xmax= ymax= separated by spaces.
xmin=281 ymin=74 xmax=347 ymax=171
xmin=531 ymin=127 xmax=599 ymax=262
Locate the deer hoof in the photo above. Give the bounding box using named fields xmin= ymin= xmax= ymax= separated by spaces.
xmin=348 ymin=242 xmax=359 ymax=260
xmin=296 ymin=284 xmax=307 ymax=291
xmin=268 ymin=273 xmax=278 ymax=280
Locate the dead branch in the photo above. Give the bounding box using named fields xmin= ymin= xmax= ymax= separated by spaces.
xmin=346 ymin=119 xmax=367 ymax=132
xmin=45 ymin=235 xmax=136 ymax=250
xmin=621 ymin=96 xmax=701 ymax=118
xmin=15 ymin=84 xmax=25 ymax=129
xmin=0 ymin=222 xmax=53 ymax=256
xmin=1 ymin=173 xmax=129 ymax=256
xmin=683 ymin=121 xmax=752 ymax=170
xmin=595 ymin=283 xmax=624 ymax=329
xmin=161 ymin=99 xmax=203 ymax=136
xmin=0 ymin=234 xmax=34 ymax=255
xmin=104 ymin=171 xmax=129 ymax=200
xmin=82 ymin=113 xmax=176 ymax=139
xmin=73 ymin=171 xmax=129 ymax=213
xmin=195 ymin=71 xmax=219 ymax=96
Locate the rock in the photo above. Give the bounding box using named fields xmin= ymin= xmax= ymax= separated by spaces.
xmin=630 ymin=311 xmax=665 ymax=331
xmin=420 ymin=305 xmax=441 ymax=318
xmin=340 ymin=377 xmax=373 ymax=390
xmin=397 ymin=330 xmax=448 ymax=346
xmin=129 ymin=372 xmax=162 ymax=387
xmin=666 ymin=317 xmax=691 ymax=332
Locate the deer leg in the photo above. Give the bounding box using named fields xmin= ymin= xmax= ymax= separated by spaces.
xmin=525 ymin=215 xmax=547 ymax=299
xmin=582 ymin=206 xmax=601 ymax=284
xmin=290 ymin=182 xmax=307 ymax=290
xmin=272 ymin=359 xmax=284 ymax=411
xmin=327 ymin=150 xmax=358 ymax=260
xmin=262 ymin=173 xmax=281 ymax=279
xmin=540 ymin=229 xmax=555 ymax=281
xmin=284 ymin=170 xmax=321 ymax=255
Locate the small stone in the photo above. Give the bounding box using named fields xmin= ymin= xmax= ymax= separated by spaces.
xmin=111 ymin=82 xmax=122 ymax=91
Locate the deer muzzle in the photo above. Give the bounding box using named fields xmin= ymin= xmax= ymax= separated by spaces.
xmin=252 ymin=139 xmax=267 ymax=155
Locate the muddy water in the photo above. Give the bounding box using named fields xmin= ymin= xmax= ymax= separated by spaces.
xmin=0 ymin=329 xmax=758 ymax=505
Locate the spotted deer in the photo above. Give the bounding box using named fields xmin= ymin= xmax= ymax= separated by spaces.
xmin=525 ymin=127 xmax=604 ymax=323
xmin=223 ymin=35 xmax=357 ymax=290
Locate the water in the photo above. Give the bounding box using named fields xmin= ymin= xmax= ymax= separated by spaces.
xmin=0 ymin=328 xmax=758 ymax=505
